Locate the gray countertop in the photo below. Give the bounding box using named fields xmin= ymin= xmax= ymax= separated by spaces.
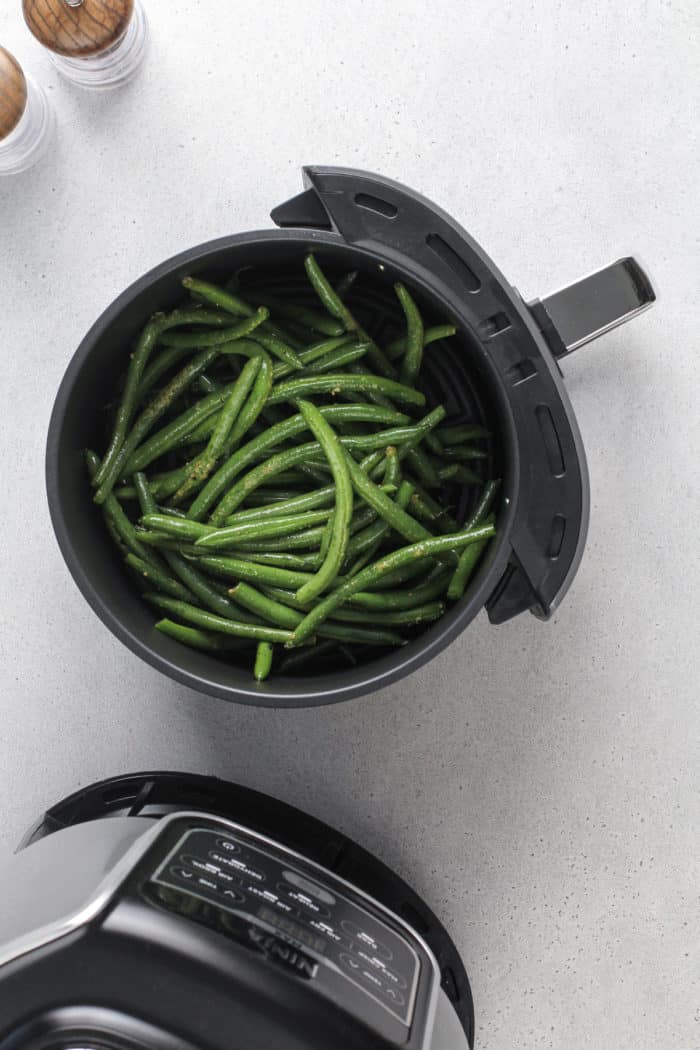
xmin=0 ymin=3 xmax=697 ymax=1047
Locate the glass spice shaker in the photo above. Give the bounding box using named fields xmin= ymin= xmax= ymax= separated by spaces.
xmin=0 ymin=45 xmax=54 ymax=175
xmin=22 ymin=0 xmax=149 ymax=90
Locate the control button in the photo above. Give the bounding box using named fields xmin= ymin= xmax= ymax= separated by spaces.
xmin=308 ymin=919 xmax=353 ymax=950
xmin=171 ymin=866 xmax=194 ymax=881
xmin=277 ymin=883 xmax=330 ymax=917
xmin=360 ymin=968 xmax=383 ymax=990
xmin=282 ymin=870 xmax=336 ymax=907
xmin=182 ymin=856 xmax=237 ymax=884
xmin=339 ymin=951 xmax=362 ymax=973
xmin=340 ymin=920 xmax=392 ymax=960
xmin=195 ymin=875 xmax=221 ymax=893
xmin=246 ymin=884 xmax=288 ymax=908
xmin=216 ymin=837 xmax=240 ymax=853
xmin=270 ymin=896 xmax=296 ymax=915
xmin=221 ymin=887 xmax=245 ymax=904
xmin=383 ymin=986 xmax=405 ymax=1006
xmin=214 ymin=855 xmax=265 ymax=882
xmin=209 ymin=850 xmax=248 ymax=874
xmin=355 ymin=950 xmax=407 ymax=988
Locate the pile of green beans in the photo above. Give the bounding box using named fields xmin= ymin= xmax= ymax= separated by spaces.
xmin=89 ymin=255 xmax=500 ymax=682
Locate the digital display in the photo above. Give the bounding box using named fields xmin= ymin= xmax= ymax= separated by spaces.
xmin=258 ymin=904 xmax=327 ymax=955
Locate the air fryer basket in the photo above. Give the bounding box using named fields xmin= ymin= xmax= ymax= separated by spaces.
xmin=46 ymin=167 xmax=655 ymax=705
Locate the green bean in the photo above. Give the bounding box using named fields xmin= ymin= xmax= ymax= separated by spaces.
xmin=437 ymin=464 xmax=481 ymax=484
xmin=136 ymin=346 xmax=191 ymax=401
xmin=331 ymin=602 xmax=445 ymax=626
xmin=267 ymin=372 xmax=425 ymax=410
xmin=446 ymin=482 xmax=500 ymax=600
xmin=131 ymin=530 xmax=189 ymax=547
xmin=464 ymin=479 xmax=500 ymax=530
xmin=345 ymin=477 xmax=414 ymax=563
xmin=94 ymin=347 xmax=221 ymax=504
xmin=139 ymin=510 xmax=259 ymax=624
xmin=290 ymin=523 xmax=496 ymax=644
xmin=347 ymin=446 xmax=400 ymax=567
xmin=408 ymin=490 xmax=455 ymax=533
xmin=132 ymin=471 xmax=158 ymax=516
xmin=155 ymin=618 xmax=245 ymax=652
xmin=254 ymin=641 xmax=274 ymax=680
xmin=230 ymin=526 xmax=327 ymax=552
xmin=405 ymin=448 xmax=440 ymax=489
xmin=115 ymin=465 xmax=192 ymax=503
xmin=145 ymin=594 xmax=294 ymax=644
xmin=259 ymin=586 xmax=313 ymax=612
xmin=279 ymin=640 xmax=338 ymax=673
xmin=386 ymin=323 xmax=457 ymax=361
xmin=206 ymin=441 xmax=321 ymax=518
xmin=229 ymin=582 xmax=301 ymax=629
xmin=261 ymin=468 xmax=327 ymax=486
xmin=437 ymin=423 xmax=490 ymax=444
xmin=393 ymin=405 xmax=447 ymax=461
xmin=395 ymin=283 xmax=424 ymax=386
xmin=304 ymin=343 xmax=370 ymax=374
xmin=125 ymin=385 xmax=235 ymax=474
xmin=244 ymin=489 xmax=314 ymax=505
xmin=348 ymin=503 xmax=381 ymax=535
xmin=181 ymin=276 xmax=256 ymax=319
xmin=204 ymin=404 xmax=410 ymax=525
xmin=440 ymin=445 xmax=489 ymax=461
xmin=345 ymin=361 xmax=395 ymax=410
xmin=407 ymin=482 xmax=458 ymax=533
xmin=181 ymin=277 xmax=303 ymax=354
xmin=158 ymin=308 xmax=269 ymax=349
xmin=304 ymin=254 xmax=398 ymax=379
xmin=141 ymin=513 xmax=215 ymax=542
xmin=85 ymin=451 xmax=161 ymax=568
xmin=319 ymin=623 xmax=405 ymax=646
xmin=221 ymin=352 xmax=273 ymax=454
xmin=222 ymin=551 xmax=321 ymax=571
xmin=446 ymin=531 xmax=491 ymax=600
xmin=225 ymin=486 xmax=336 ymax=524
xmin=125 ymin=554 xmax=191 ymax=601
xmin=270 ymin=334 xmax=356 ymax=381
xmin=248 ymin=293 xmax=345 ymax=337
xmin=161 ymin=307 xmax=246 ymax=328
xmin=252 ymin=331 xmax=304 ymax=370
xmin=362 ymin=559 xmax=435 ymax=591
xmin=193 ymin=509 xmax=331 ymax=551
xmin=170 ymin=356 xmax=261 ymax=505
xmin=193 ymin=555 xmax=314 ymax=589
xmin=294 ymin=401 xmax=353 ymax=604
xmin=93 ymin=315 xmax=164 ymax=487
xmin=343 ymin=449 xmax=432 ymax=545
xmin=346 ymin=567 xmax=453 ymax=611
xmin=211 ymin=433 xmax=406 ymax=528
xmin=230 ymin=583 xmax=404 ymax=646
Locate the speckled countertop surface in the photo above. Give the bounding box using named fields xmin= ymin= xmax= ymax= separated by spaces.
xmin=0 ymin=3 xmax=697 ymax=1047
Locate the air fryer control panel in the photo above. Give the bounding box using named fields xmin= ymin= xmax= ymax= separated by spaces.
xmin=148 ymin=822 xmax=428 ymax=1038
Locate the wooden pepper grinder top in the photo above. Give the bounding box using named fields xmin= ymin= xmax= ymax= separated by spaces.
xmin=23 ymin=0 xmax=148 ymax=89
xmin=0 ymin=44 xmax=54 ymax=173
xmin=23 ymin=0 xmax=134 ymax=58
xmin=0 ymin=46 xmax=27 ymax=141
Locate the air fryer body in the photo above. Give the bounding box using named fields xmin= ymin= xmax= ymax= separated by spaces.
xmin=0 ymin=774 xmax=472 ymax=1049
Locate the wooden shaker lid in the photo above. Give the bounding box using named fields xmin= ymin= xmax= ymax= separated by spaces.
xmin=0 ymin=47 xmax=28 ymax=141
xmin=23 ymin=0 xmax=135 ymax=58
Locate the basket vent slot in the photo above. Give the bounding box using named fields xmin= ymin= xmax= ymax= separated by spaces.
xmin=426 ymin=233 xmax=481 ymax=292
